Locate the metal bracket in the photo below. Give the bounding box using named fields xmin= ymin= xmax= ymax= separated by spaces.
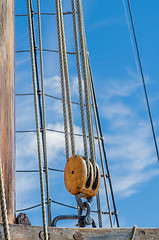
xmin=51 ymin=214 xmax=96 ymax=228
xmin=51 ymin=194 xmax=96 ymax=228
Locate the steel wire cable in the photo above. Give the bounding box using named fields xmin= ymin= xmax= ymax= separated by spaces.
xmin=16 ymin=92 xmax=84 ymax=106
xmin=26 ymin=0 xmax=48 ymax=238
xmin=15 ymin=49 xmax=76 ymax=54
xmin=15 ymin=11 xmax=72 ymax=17
xmin=16 ymin=198 xmax=115 ymax=215
xmin=76 ymin=0 xmax=96 ymax=178
xmin=36 ymin=0 xmax=51 ymax=226
xmin=122 ymin=0 xmax=140 ymax=78
xmin=55 ymin=0 xmax=70 ymax=161
xmin=124 ymin=0 xmax=159 ymax=163
xmin=71 ymin=0 xmax=90 ymax=176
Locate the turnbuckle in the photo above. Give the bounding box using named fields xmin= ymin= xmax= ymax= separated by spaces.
xmin=51 ymin=194 xmax=96 ymax=228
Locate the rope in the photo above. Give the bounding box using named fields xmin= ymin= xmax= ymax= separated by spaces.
xmin=71 ymin=0 xmax=90 ymax=177
xmin=27 ymin=0 xmax=48 ymax=238
xmin=129 ymin=225 xmax=137 ymax=240
xmin=86 ymin=54 xmax=113 ymax=227
xmin=76 ymin=0 xmax=96 ymax=178
xmin=36 ymin=0 xmax=51 ymax=226
xmin=0 ymin=159 xmax=10 ymax=240
xmin=87 ymin=58 xmax=120 ymax=227
xmin=58 ymin=0 xmax=76 ymax=156
xmin=125 ymin=0 xmax=159 ymax=163
xmin=55 ymin=0 xmax=70 ymax=161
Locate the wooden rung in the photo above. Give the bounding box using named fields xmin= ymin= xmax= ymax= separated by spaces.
xmin=0 ymin=224 xmax=158 ymax=240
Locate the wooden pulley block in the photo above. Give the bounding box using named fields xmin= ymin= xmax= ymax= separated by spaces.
xmin=64 ymin=155 xmax=101 ymax=199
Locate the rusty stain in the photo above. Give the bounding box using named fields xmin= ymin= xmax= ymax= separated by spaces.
xmin=0 ymin=0 xmax=15 ymax=224
xmin=73 ymin=232 xmax=83 ymax=240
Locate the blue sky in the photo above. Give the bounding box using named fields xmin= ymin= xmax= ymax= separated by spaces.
xmin=15 ymin=0 xmax=159 ymax=228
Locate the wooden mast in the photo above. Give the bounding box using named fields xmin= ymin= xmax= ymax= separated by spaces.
xmin=0 ymin=0 xmax=15 ymax=224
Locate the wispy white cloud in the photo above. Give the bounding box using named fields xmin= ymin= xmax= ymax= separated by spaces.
xmin=44 ymin=75 xmax=61 ymax=96
xmin=99 ymin=69 xmax=159 ymax=198
xmin=92 ymin=16 xmax=125 ymax=30
xmin=102 ymin=102 xmax=132 ymax=120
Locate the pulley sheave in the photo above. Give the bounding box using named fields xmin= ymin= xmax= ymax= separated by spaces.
xmin=64 ymin=155 xmax=101 ymax=199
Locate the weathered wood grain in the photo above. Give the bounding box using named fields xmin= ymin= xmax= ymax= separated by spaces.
xmin=64 ymin=155 xmax=100 ymax=199
xmin=0 ymin=224 xmax=158 ymax=240
xmin=0 ymin=0 xmax=15 ymax=223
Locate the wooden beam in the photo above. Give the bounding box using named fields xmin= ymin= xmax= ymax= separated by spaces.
xmin=0 ymin=224 xmax=158 ymax=240
xmin=0 ymin=0 xmax=15 ymax=224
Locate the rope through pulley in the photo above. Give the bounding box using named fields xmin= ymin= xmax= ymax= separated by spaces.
xmin=55 ymin=0 xmax=100 ymax=196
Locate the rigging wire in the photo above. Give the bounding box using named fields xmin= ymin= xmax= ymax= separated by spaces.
xmin=16 ymin=199 xmax=116 ymax=215
xmin=76 ymin=0 xmax=96 ymax=178
xmin=76 ymin=0 xmax=102 ymax=227
xmin=122 ymin=0 xmax=140 ymax=78
xmin=58 ymin=0 xmax=76 ymax=156
xmin=15 ymin=49 xmax=76 ymax=54
xmin=16 ymin=92 xmax=86 ymax=106
xmin=16 ymin=128 xmax=101 ymax=140
xmin=124 ymin=0 xmax=159 ymax=163
xmin=88 ymin=58 xmax=120 ymax=228
xmin=36 ymin=0 xmax=52 ymax=225
xmin=55 ymin=0 xmax=70 ymax=161
xmin=26 ymin=0 xmax=48 ymax=238
xmin=15 ymin=11 xmax=72 ymax=17
xmin=15 ymin=0 xmax=119 ymax=229
xmin=16 ymin=168 xmax=64 ymax=173
xmin=71 ymin=0 xmax=90 ymax=178
xmin=87 ymin=55 xmax=113 ymax=227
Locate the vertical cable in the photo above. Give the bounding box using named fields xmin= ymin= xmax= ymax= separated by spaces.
xmin=76 ymin=0 xmax=96 ymax=178
xmin=125 ymin=0 xmax=159 ymax=163
xmin=58 ymin=0 xmax=76 ymax=156
xmin=36 ymin=0 xmax=51 ymax=226
xmin=88 ymin=59 xmax=120 ymax=227
xmin=27 ymin=0 xmax=48 ymax=238
xmin=87 ymin=55 xmax=113 ymax=227
xmin=76 ymin=0 xmax=103 ymax=225
xmin=55 ymin=0 xmax=70 ymax=161
xmin=71 ymin=0 xmax=90 ymax=176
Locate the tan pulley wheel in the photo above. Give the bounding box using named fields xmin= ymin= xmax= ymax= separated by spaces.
xmin=64 ymin=155 xmax=101 ymax=199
